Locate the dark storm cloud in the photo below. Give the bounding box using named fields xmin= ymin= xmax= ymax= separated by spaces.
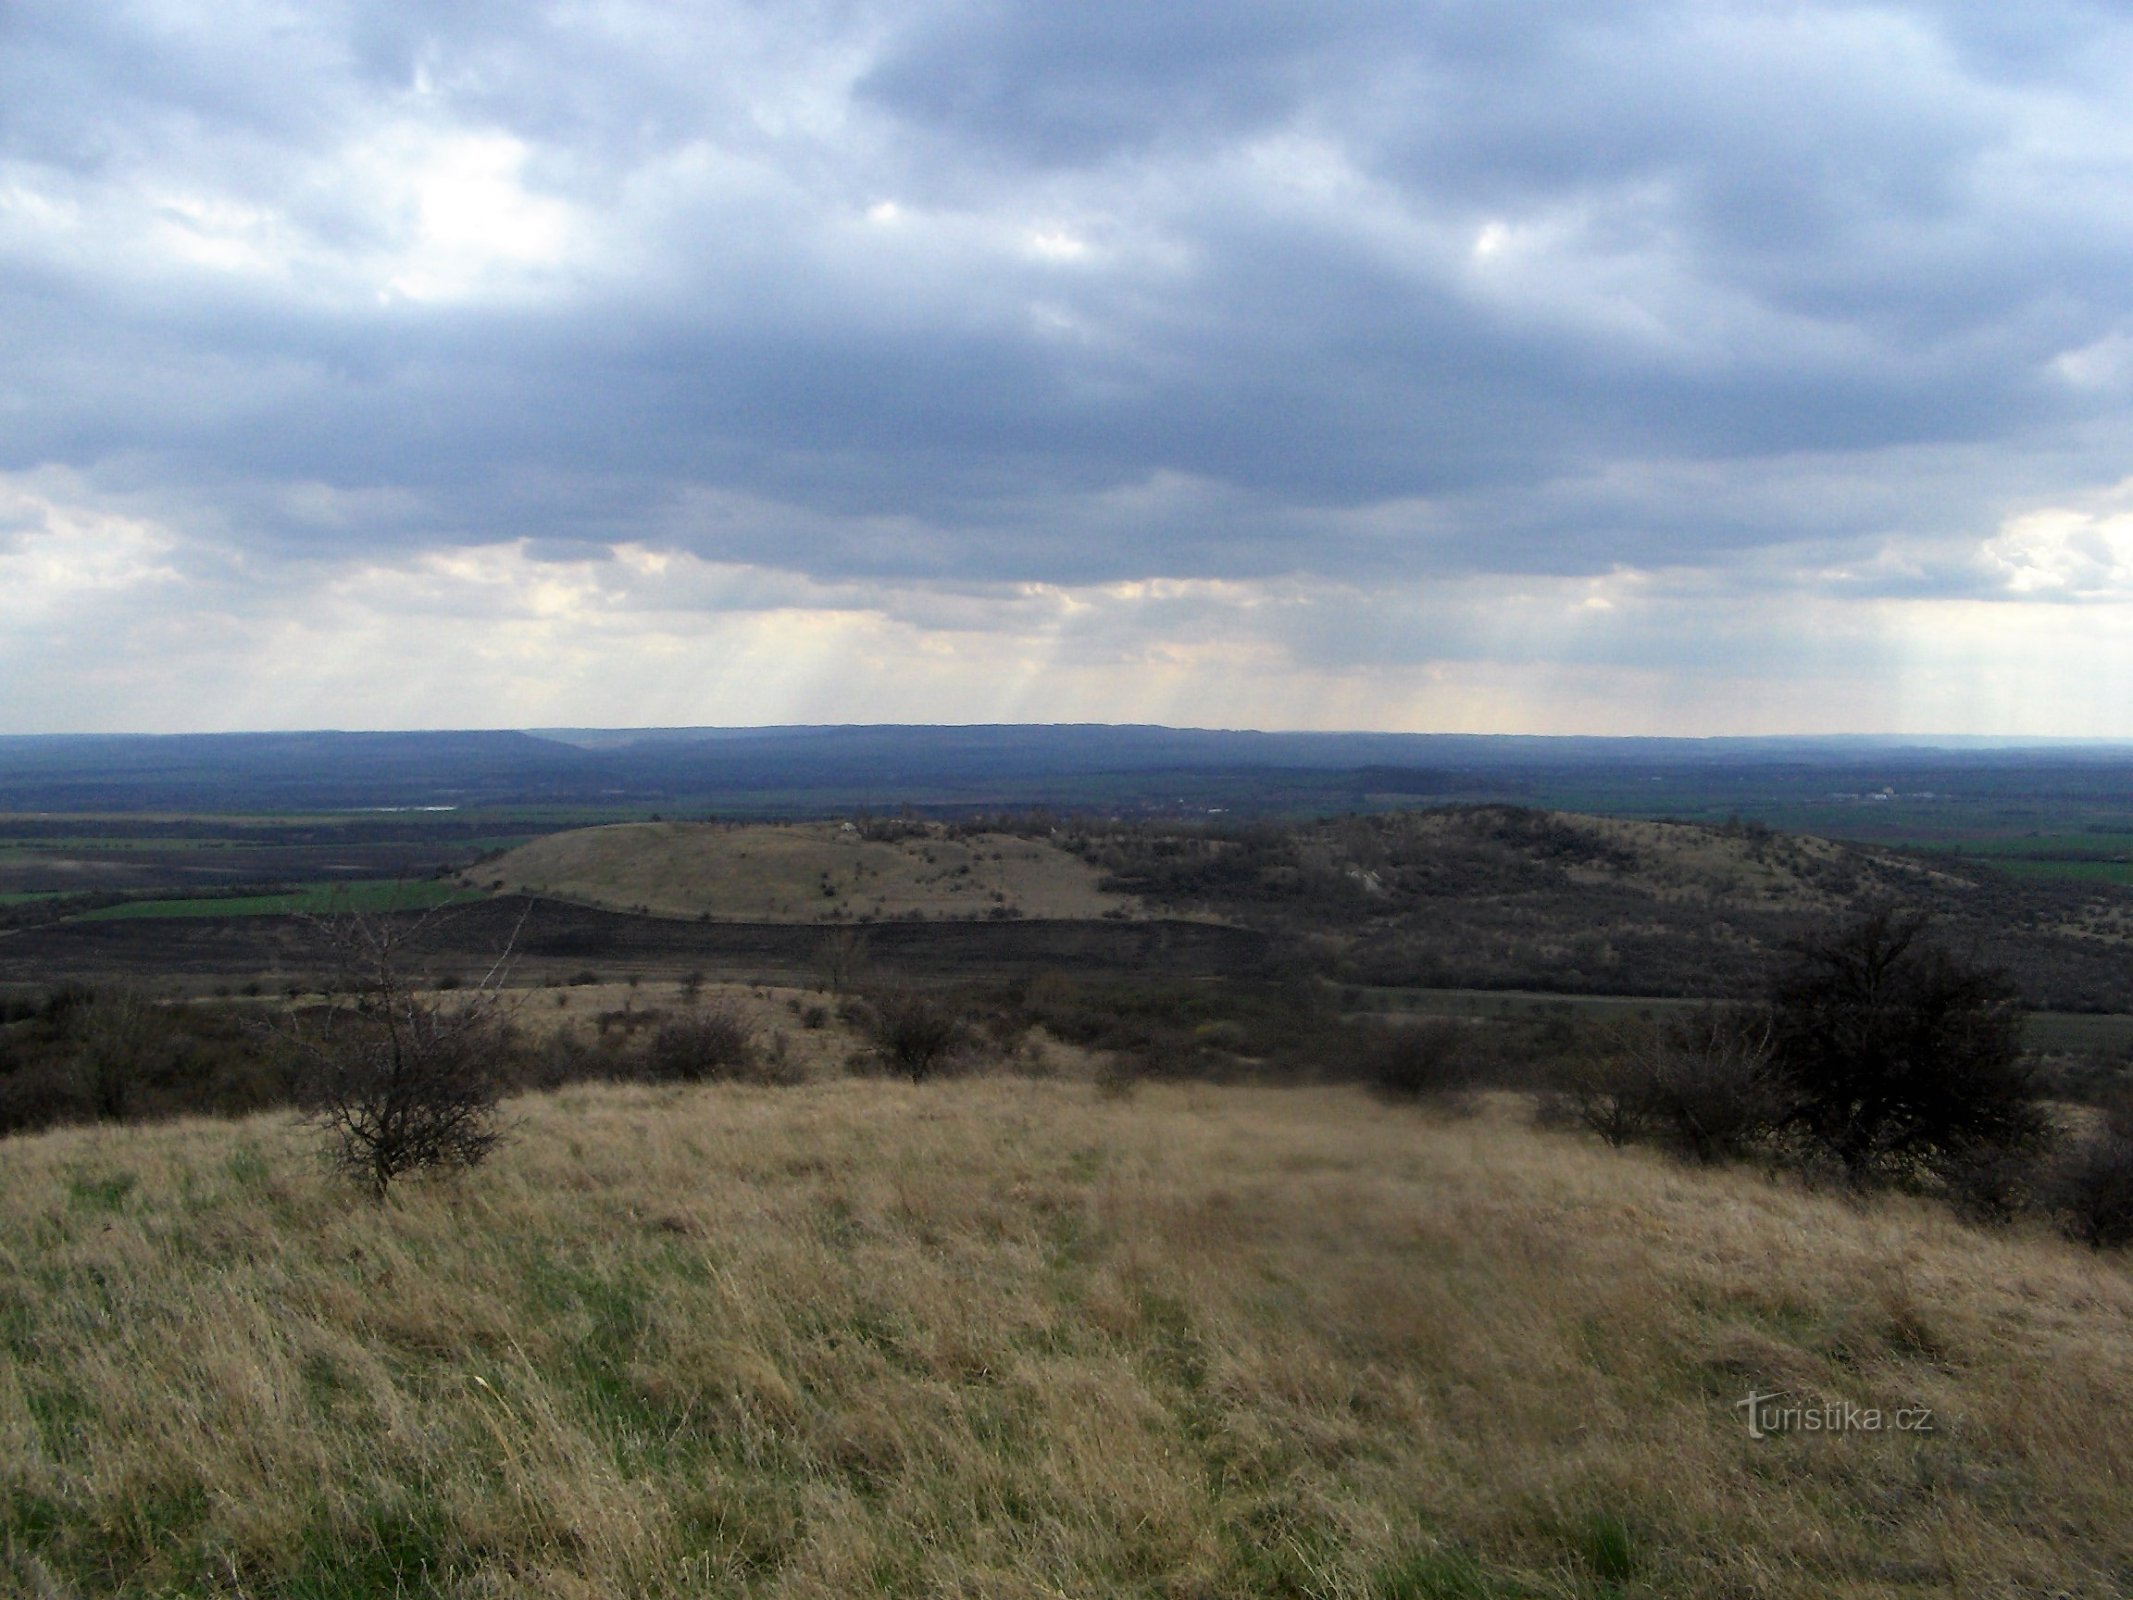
xmin=5 ymin=0 xmax=2133 ymax=599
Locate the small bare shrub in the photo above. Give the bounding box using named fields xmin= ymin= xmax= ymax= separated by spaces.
xmin=646 ymin=1002 xmax=762 ymax=1083
xmin=1363 ymin=1018 xmax=1473 ymax=1107
xmin=815 ymin=929 xmax=871 ymax=993
xmin=1094 ymin=1053 xmax=1142 ymax=1099
xmin=1546 ymin=1041 xmax=1662 ymax=1149
xmin=1940 ymin=1141 xmax=2046 ymax=1228
xmin=2049 ymin=1126 xmax=2133 ymax=1249
xmin=70 ymin=989 xmax=159 ymax=1121
xmin=865 ymin=989 xmax=969 ymax=1082
xmin=287 ymin=909 xmax=515 ymax=1200
xmin=1645 ymin=1008 xmax=1786 ymax=1164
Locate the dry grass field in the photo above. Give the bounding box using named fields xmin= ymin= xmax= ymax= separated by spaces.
xmin=3 ymin=1078 xmax=2131 ymax=1597
xmin=478 ymin=823 xmax=1136 ymax=924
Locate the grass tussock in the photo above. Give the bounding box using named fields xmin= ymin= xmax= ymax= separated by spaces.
xmin=2 ymin=1082 xmax=2131 ymax=1597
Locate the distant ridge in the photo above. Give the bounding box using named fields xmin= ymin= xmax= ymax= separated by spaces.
xmin=1 ymin=724 xmax=2128 ymax=815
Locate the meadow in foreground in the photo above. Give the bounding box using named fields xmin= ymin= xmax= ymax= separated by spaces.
xmin=2 ymin=1077 xmax=2130 ymax=1597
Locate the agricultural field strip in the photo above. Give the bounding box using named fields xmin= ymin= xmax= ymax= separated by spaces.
xmin=1354 ymin=985 xmax=2133 ymax=1053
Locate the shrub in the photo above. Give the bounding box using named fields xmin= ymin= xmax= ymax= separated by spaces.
xmin=814 ymin=929 xmax=871 ymax=994
xmin=2048 ymin=1127 xmax=2133 ymax=1248
xmin=0 ymin=1061 xmax=90 ymax=1136
xmin=1767 ymin=908 xmax=2044 ymax=1187
xmin=288 ymin=910 xmax=512 ymax=1200
xmin=68 ymin=988 xmax=159 ymax=1121
xmin=1940 ymin=1141 xmax=2046 ymax=1228
xmin=865 ymin=989 xmax=968 ymax=1082
xmin=1546 ymin=1043 xmax=1662 ymax=1149
xmin=1643 ymin=1007 xmax=1786 ymax=1164
xmin=646 ymin=1002 xmax=761 ymax=1083
xmin=1363 ymin=1018 xmax=1473 ymax=1105
xmin=2050 ymin=1089 xmax=2133 ymax=1248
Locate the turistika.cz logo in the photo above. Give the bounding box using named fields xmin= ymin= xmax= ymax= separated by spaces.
xmin=1736 ymin=1390 xmax=1934 ymax=1440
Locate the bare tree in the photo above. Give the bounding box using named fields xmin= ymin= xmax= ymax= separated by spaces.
xmin=288 ymin=906 xmax=523 ymax=1199
xmin=814 ymin=928 xmax=871 ymax=994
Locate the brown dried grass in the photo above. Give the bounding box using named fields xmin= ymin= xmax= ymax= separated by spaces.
xmin=1 ymin=1082 xmax=2129 ymax=1595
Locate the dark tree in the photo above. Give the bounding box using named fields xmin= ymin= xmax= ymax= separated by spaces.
xmin=1768 ymin=907 xmax=2043 ymax=1186
xmin=290 ymin=908 xmax=517 ymax=1199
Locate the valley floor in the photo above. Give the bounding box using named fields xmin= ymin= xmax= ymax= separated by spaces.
xmin=2 ymin=1080 xmax=2130 ymax=1597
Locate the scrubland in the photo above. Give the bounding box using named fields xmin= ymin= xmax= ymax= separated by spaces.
xmin=4 ymin=1076 xmax=2132 ymax=1598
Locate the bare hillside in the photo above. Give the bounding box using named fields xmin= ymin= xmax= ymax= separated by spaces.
xmin=478 ymin=821 xmax=1138 ymax=923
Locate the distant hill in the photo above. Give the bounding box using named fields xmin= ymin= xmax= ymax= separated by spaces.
xmin=473 ymin=804 xmax=2133 ymax=1010
xmin=4 ymin=724 xmax=2132 ymax=826
xmin=1072 ymin=806 xmax=2133 ymax=1010
xmin=481 ymin=820 xmax=1136 ymax=923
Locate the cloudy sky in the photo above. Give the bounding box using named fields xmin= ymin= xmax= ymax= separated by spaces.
xmin=5 ymin=0 xmax=2133 ymax=736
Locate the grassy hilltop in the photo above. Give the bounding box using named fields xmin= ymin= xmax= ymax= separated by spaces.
xmin=479 ymin=821 xmax=1135 ymax=923
xmin=4 ymin=1072 xmax=2131 ymax=1597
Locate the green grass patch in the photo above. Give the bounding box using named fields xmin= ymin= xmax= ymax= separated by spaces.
xmin=66 ymin=1171 xmax=138 ymax=1212
xmin=1372 ymin=1547 xmax=1544 ymax=1599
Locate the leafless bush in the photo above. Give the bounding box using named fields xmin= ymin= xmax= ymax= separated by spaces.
xmin=69 ymin=988 xmax=158 ymax=1121
xmin=286 ymin=908 xmax=517 ymax=1200
xmin=645 ymin=1001 xmax=783 ymax=1083
xmin=864 ymin=988 xmax=969 ymax=1082
xmin=2049 ymin=1112 xmax=2133 ymax=1249
xmin=1939 ymin=1141 xmax=2046 ymax=1228
xmin=1363 ymin=1017 xmax=1474 ymax=1108
xmin=0 ymin=1061 xmax=88 ymax=1135
xmin=1644 ymin=1007 xmax=1787 ymax=1164
xmin=1547 ymin=1042 xmax=1663 ymax=1148
xmin=1544 ymin=1009 xmax=1788 ymax=1162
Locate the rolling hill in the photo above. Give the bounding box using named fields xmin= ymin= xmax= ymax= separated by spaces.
xmin=476 ymin=821 xmax=1138 ymax=923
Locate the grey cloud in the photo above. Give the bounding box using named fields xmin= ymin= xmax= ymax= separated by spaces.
xmin=5 ymin=0 xmax=2133 ymax=612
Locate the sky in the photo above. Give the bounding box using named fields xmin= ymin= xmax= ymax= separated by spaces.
xmin=5 ymin=1 xmax=2133 ymax=737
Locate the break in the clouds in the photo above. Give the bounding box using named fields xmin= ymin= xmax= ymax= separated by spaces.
xmin=4 ymin=0 xmax=2133 ymax=734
